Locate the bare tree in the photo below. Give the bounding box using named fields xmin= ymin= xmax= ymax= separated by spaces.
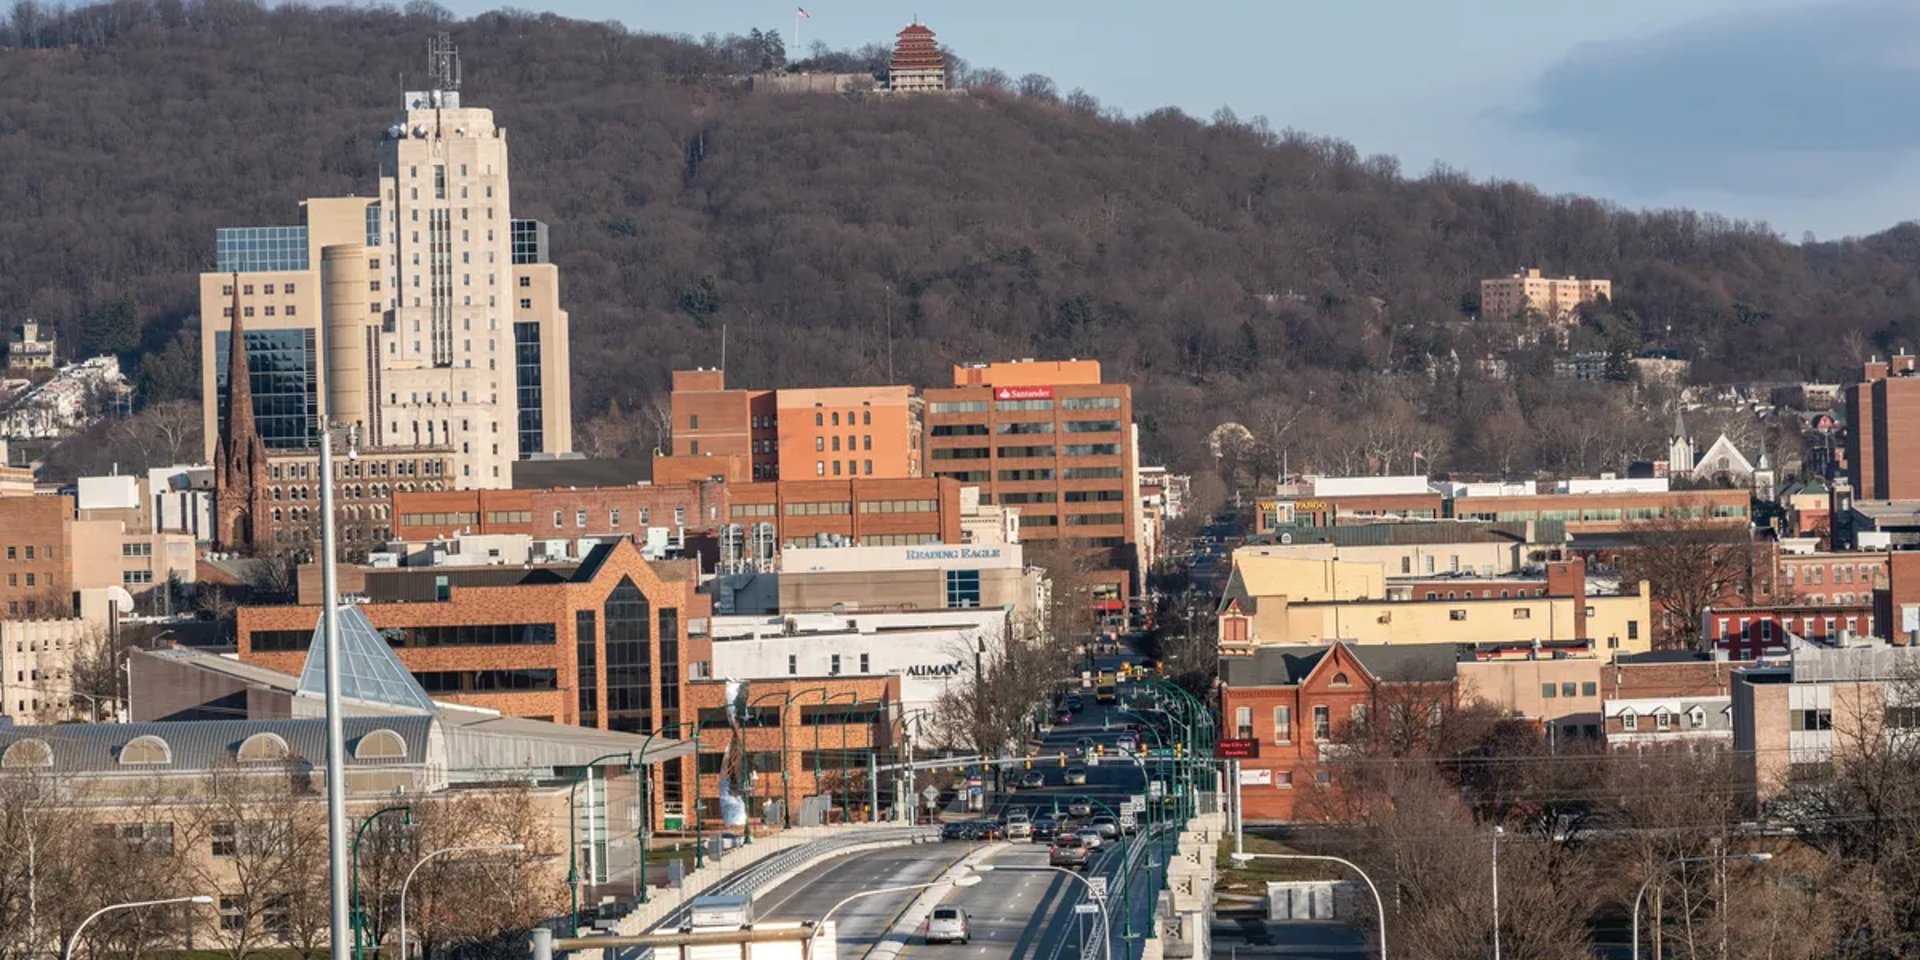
xmin=175 ymin=768 xmax=326 ymax=960
xmin=1613 ymin=510 xmax=1758 ymax=649
xmin=68 ymin=624 xmax=129 ymax=721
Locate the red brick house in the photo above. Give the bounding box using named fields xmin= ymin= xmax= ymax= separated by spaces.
xmin=1219 ymin=641 xmax=1458 ymax=821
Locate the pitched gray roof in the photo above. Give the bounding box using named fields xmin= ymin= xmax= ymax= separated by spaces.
xmin=1221 ymin=642 xmax=1459 ymax=687
xmin=0 ymin=715 xmax=435 ymax=774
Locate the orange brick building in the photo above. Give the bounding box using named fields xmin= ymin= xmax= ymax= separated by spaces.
xmin=681 ymin=675 xmax=901 ymax=824
xmin=666 ymin=369 xmax=918 ymax=482
xmin=925 ymin=360 xmax=1137 ymax=612
xmin=1847 ymin=353 xmax=1920 ymax=500
xmin=0 ymin=496 xmax=73 ymax=619
xmin=238 ymin=537 xmax=708 ymax=741
xmin=1446 ymin=488 xmax=1750 ymax=532
xmin=1220 ymin=642 xmax=1458 ymax=821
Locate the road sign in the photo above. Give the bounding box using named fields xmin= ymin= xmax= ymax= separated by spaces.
xmin=922 ymin=786 xmax=941 ymax=801
xmin=1129 ymin=794 xmax=1146 ymax=810
xmin=1087 ymin=877 xmax=1108 ymax=899
xmin=1215 ymin=738 xmax=1260 ymax=759
xmin=1119 ymin=813 xmax=1137 ymax=830
xmin=1074 ymin=903 xmax=1100 ymax=916
xmin=1148 ymin=781 xmax=1165 ymax=799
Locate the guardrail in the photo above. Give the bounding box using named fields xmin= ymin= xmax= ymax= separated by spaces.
xmin=1047 ymin=821 xmax=1173 ymax=960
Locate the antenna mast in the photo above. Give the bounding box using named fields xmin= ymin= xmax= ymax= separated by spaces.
xmin=428 ymin=32 xmax=462 ymax=92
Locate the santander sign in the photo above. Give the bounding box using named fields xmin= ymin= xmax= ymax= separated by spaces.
xmin=993 ymin=386 xmax=1054 ymax=401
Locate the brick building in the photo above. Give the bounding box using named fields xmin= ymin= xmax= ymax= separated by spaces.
xmin=1778 ymin=550 xmax=1887 ymax=604
xmin=1702 ymin=602 xmax=1874 ymax=657
xmin=666 ymin=369 xmax=919 ymax=482
xmin=1220 ymin=642 xmax=1458 ymax=821
xmin=0 ymin=496 xmax=74 ymax=619
xmin=680 ymin=675 xmax=901 ymax=825
xmin=238 ymin=540 xmax=710 ymax=789
xmin=1846 ymin=352 xmax=1920 ymax=500
xmin=925 ymin=360 xmax=1138 ymax=614
xmin=1447 ymin=488 xmax=1750 ymax=533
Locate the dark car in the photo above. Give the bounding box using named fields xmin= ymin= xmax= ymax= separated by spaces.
xmin=1049 ymin=834 xmax=1090 ymax=870
xmin=1019 ymin=770 xmax=1046 ymax=790
xmin=941 ymin=821 xmax=970 ymax=841
xmin=1054 ymin=708 xmax=1073 ymax=725
xmin=1032 ymin=818 xmax=1060 ymax=842
xmin=1065 ymin=695 xmax=1085 ymax=712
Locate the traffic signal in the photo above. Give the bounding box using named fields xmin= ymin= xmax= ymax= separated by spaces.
xmin=1174 ymin=743 xmax=1184 ymax=758
xmin=1058 ymin=752 xmax=1067 ymax=767
xmin=1096 ymin=743 xmax=1105 ymax=756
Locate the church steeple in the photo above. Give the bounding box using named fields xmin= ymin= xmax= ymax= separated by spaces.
xmin=214 ymin=276 xmax=270 ymax=552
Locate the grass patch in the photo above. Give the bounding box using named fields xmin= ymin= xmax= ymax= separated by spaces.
xmin=1215 ymin=833 xmax=1348 ymax=890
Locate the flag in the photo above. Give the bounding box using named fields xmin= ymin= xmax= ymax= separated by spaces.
xmin=796 ymin=6 xmax=811 ymax=17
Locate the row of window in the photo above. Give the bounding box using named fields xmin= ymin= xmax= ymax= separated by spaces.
xmin=806 ymin=410 xmax=875 ymax=427
xmin=551 ymin=507 xmax=682 ymax=528
xmin=814 ymin=460 xmax=876 ymax=477
xmin=858 ymin=499 xmax=938 ymax=514
xmin=401 ymin=511 xmax=479 ymax=527
xmin=220 ymin=304 xmax=299 ymax=319
xmin=415 ymin=669 xmax=559 ymax=693
xmin=250 ymin=622 xmax=559 ymax=653
xmin=219 ymin=282 xmax=300 ymax=297
xmin=1539 ymin=682 xmax=1600 ymax=698
xmin=813 ymin=434 xmax=874 ymax=452
xmin=928 ymin=396 xmax=1121 ymax=414
xmin=2 ymin=545 xmax=54 ymax=562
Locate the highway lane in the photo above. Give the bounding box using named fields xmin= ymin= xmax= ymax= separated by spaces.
xmin=899 ymin=842 xmax=1111 ymax=960
xmin=755 ymin=843 xmax=976 ymax=954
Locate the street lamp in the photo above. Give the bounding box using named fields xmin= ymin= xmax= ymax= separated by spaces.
xmin=1632 ymin=853 xmax=1772 ymax=960
xmin=805 ymin=870 xmax=981 ymax=960
xmin=352 ymin=804 xmax=413 ymax=960
xmin=398 ymin=843 xmax=526 ymax=960
xmin=972 ymin=864 xmax=1112 ymax=960
xmin=749 ymin=691 xmax=795 ymax=831
xmin=1230 ymin=852 xmax=1387 ymax=960
xmin=64 ymin=896 xmax=214 ymax=960
xmin=568 ymin=751 xmax=636 ymax=935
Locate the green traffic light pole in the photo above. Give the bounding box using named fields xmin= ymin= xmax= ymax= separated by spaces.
xmin=782 ymin=687 xmax=829 ymax=821
xmin=670 ymin=718 xmax=705 ymax=871
xmin=744 ymin=692 xmax=793 ymax=842
xmin=1126 ymin=691 xmax=1195 ymax=817
xmin=569 ymin=751 xmax=636 ymax=936
xmin=351 ymin=804 xmax=412 ymax=960
xmin=895 ymin=707 xmax=935 ymax=822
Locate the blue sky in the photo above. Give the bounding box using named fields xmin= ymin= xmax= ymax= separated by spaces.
xmin=441 ymin=0 xmax=1920 ymax=240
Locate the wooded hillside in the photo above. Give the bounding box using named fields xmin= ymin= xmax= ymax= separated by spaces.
xmin=5 ymin=0 xmax=1920 ymax=477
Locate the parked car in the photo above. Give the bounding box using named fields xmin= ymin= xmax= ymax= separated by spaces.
xmin=1075 ymin=828 xmax=1105 ymax=850
xmin=1090 ymin=816 xmax=1119 ymax=839
xmin=927 ymin=906 xmax=971 ymax=944
xmin=1064 ymin=767 xmax=1088 ymax=786
xmin=1019 ymin=770 xmax=1046 ymax=790
xmin=940 ymin=821 xmax=970 ymax=842
xmin=1032 ymin=818 xmax=1060 ymax=842
xmin=1049 ymin=835 xmax=1090 ymax=869
xmin=1066 ymin=695 xmax=1085 ymax=712
xmin=1066 ymin=799 xmax=1093 ymax=818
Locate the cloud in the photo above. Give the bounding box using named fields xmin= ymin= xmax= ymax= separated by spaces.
xmin=1513 ymin=0 xmax=1920 ymax=198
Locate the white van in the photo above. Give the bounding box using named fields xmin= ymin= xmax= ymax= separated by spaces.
xmin=926 ymin=906 xmax=971 ymax=944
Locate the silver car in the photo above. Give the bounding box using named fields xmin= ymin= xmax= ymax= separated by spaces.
xmin=1075 ymin=828 xmax=1105 ymax=850
xmin=927 ymin=906 xmax=971 ymax=944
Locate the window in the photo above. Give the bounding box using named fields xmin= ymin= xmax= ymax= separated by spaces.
xmin=577 ymin=610 xmax=599 ymax=727
xmin=831 ymin=654 xmax=841 ymax=675
xmin=1513 ymin=608 xmax=1531 ymax=620
xmin=1449 ymin=609 xmax=1467 ymax=621
xmin=576 ymin=509 xmax=587 ymax=528
xmin=1655 ymin=710 xmax=1671 ymax=731
xmin=1273 ymin=706 xmax=1291 ymax=742
xmin=1541 ymin=683 xmax=1558 ymax=699
xmin=1312 ymin=705 xmax=1331 ymax=740
xmin=1622 ymin=711 xmax=1638 ymax=732
xmin=945 ymin=570 xmax=982 ymax=608
xmin=611 ymin=509 xmax=621 ymax=528
xmin=788 ymin=654 xmax=798 ymax=676
xmin=1582 ymin=682 xmax=1597 ymax=697
xmin=119 ymin=735 xmax=172 ymax=765
xmin=860 ymin=653 xmax=870 ymax=673
xmin=554 ymin=510 xmax=564 ymax=528
xmin=1688 ymin=707 xmax=1706 ymax=729
xmin=520 ymin=275 xmax=531 ymax=288
xmin=1276 ymin=770 xmax=1294 ymax=789
xmin=1314 ymin=770 xmax=1332 ymax=786
xmin=1628 ymin=621 xmax=1640 ymax=640
xmin=1790 ymin=709 xmax=1833 ymax=731
xmin=236 ymin=733 xmax=291 ymax=763
xmin=603 ymin=577 xmax=654 ymax=733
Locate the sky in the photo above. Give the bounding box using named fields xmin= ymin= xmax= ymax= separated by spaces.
xmin=437 ymin=0 xmax=1920 ymax=241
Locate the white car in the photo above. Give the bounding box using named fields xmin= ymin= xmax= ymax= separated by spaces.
xmin=1006 ymin=820 xmax=1032 ymax=841
xmin=1075 ymin=828 xmax=1105 ymax=850
xmin=927 ymin=906 xmax=971 ymax=944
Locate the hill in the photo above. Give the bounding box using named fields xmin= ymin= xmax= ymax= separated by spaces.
xmin=5 ymin=0 xmax=1920 ymax=482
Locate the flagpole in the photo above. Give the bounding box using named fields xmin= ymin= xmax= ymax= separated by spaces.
xmin=793 ymin=9 xmax=799 ymax=67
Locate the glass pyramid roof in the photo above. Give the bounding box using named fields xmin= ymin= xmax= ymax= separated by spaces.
xmin=296 ymin=606 xmax=437 ymax=713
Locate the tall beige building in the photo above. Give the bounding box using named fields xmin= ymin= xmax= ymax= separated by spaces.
xmin=1480 ymin=268 xmax=1612 ymax=324
xmin=199 ymin=37 xmax=571 ymax=490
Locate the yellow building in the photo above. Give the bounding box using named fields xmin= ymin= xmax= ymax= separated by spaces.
xmin=1480 ymin=268 xmax=1613 ymax=324
xmin=198 ymin=41 xmax=572 ymax=489
xmin=1218 ymin=555 xmax=1651 ymax=656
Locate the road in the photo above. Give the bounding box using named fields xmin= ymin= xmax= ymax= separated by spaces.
xmin=755 ymin=844 xmax=971 ymax=954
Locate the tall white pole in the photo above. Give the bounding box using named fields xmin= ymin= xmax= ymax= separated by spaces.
xmin=321 ymin=426 xmax=350 ymax=957
xmin=1230 ymin=759 xmax=1243 ymax=856
xmin=1490 ymin=825 xmax=1502 ymax=960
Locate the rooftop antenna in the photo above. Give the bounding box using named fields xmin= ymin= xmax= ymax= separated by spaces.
xmin=428 ymin=32 xmax=461 ymax=92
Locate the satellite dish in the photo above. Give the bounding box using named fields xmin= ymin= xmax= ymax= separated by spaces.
xmin=412 ymin=125 xmax=428 ymax=138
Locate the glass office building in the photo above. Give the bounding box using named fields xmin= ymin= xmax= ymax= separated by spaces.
xmin=215 ymin=329 xmax=319 ymax=449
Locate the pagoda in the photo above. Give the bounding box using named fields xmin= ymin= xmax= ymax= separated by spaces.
xmin=887 ymin=22 xmax=946 ymax=92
